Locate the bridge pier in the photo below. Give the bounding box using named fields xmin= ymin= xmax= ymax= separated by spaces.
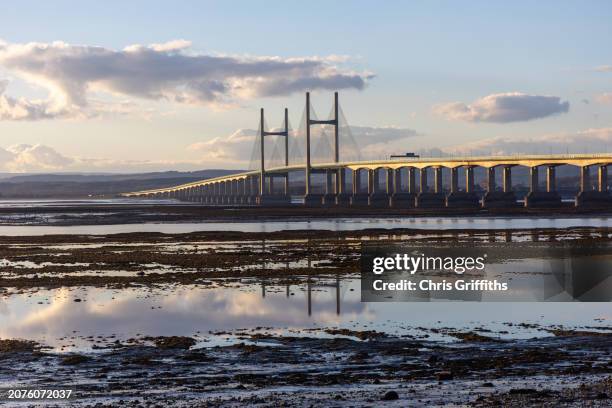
xmin=416 ymin=167 xmax=445 ymax=208
xmin=234 ymin=179 xmax=244 ymax=204
xmin=259 ymin=175 xmax=292 ymax=206
xmin=335 ymin=169 xmax=351 ymax=206
xmin=322 ymin=170 xmax=337 ymax=206
xmin=244 ymin=176 xmax=255 ymax=204
xmin=231 ymin=180 xmax=238 ymax=204
xmin=350 ymin=169 xmax=369 ymax=206
xmin=389 ymin=167 xmax=416 ymax=208
xmin=209 ymin=183 xmax=217 ymax=205
xmin=576 ymin=165 xmax=612 ymax=207
xmin=446 ymin=166 xmax=479 ymax=208
xmin=202 ymin=185 xmax=210 ymax=204
xmin=368 ymin=168 xmax=389 ymax=207
xmin=483 ymin=165 xmax=517 ymax=208
xmin=219 ymin=181 xmax=228 ymax=205
xmin=525 ymin=165 xmax=562 ymax=208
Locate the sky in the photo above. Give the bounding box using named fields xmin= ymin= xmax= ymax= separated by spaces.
xmin=0 ymin=0 xmax=611 ymax=172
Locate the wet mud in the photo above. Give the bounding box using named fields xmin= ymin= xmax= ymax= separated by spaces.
xmin=0 ymin=330 xmax=610 ymax=406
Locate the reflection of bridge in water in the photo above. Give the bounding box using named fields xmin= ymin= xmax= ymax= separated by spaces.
xmin=124 ymin=92 xmax=612 ymax=209
xmin=261 ymin=278 xmax=341 ymax=317
xmin=258 ymin=238 xmax=342 ymax=316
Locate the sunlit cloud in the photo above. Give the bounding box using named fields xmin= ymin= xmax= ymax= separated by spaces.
xmin=433 ymin=92 xmax=570 ymax=123
xmin=0 ymin=39 xmax=373 ymax=121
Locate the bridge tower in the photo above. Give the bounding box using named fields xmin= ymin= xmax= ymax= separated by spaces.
xmin=258 ymin=107 xmax=290 ymax=205
xmin=304 ymin=91 xmax=340 ymax=206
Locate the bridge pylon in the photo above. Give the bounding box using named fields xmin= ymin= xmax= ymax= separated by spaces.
xmin=258 ymin=107 xmax=290 ymax=205
xmin=304 ymin=91 xmax=341 ymax=206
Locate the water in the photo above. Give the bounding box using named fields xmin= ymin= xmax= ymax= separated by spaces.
xmin=0 ymin=216 xmax=610 ymax=236
xmin=0 ymin=198 xmax=183 ymax=208
xmin=0 ymin=198 xmax=609 ymax=354
xmin=1 ymin=280 xmax=609 ymax=352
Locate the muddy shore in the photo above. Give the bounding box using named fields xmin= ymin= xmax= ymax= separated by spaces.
xmin=0 ymin=329 xmax=610 ymax=407
xmin=0 ymin=226 xmax=609 ymax=291
xmin=1 ymin=226 xmax=611 ymax=406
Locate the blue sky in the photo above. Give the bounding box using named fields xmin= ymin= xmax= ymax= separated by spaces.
xmin=0 ymin=1 xmax=611 ymax=171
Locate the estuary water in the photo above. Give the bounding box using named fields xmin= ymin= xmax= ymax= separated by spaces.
xmin=1 ymin=279 xmax=610 ymax=352
xmin=0 ymin=216 xmax=611 ymax=236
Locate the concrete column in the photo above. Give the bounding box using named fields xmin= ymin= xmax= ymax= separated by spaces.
xmin=352 ymin=169 xmax=361 ymax=194
xmin=221 ymin=183 xmax=227 ymax=201
xmin=386 ymin=169 xmax=394 ymax=194
xmin=450 ymin=167 xmax=459 ymax=193
xmin=465 ymin=166 xmax=474 ymax=193
xmin=233 ymin=179 xmax=239 ymax=198
xmin=240 ymin=179 xmax=246 ymax=196
xmin=252 ymin=176 xmax=259 ymax=197
xmin=245 ymin=177 xmax=251 ymax=196
xmin=284 ymin=173 xmax=290 ymax=196
xmin=434 ymin=167 xmax=442 ymax=193
xmin=487 ymin=167 xmax=495 ymax=192
xmin=503 ymin=166 xmax=512 ymax=193
xmin=204 ymin=185 xmax=211 ymax=204
xmin=580 ymin=166 xmax=591 ymax=192
xmin=546 ymin=166 xmax=556 ymax=192
xmin=407 ymin=168 xmax=416 ymax=193
xmin=420 ymin=168 xmax=428 ymax=193
xmin=529 ymin=166 xmax=539 ymax=193
xmin=368 ymin=169 xmax=375 ymax=194
xmin=268 ymin=176 xmax=274 ymax=195
xmin=393 ymin=168 xmax=402 ymax=193
xmin=326 ymin=170 xmax=334 ymax=194
xmin=599 ymin=165 xmax=608 ymax=192
xmin=338 ymin=169 xmax=346 ymax=194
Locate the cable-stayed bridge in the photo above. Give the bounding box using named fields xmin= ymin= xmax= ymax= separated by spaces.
xmin=123 ymin=92 xmax=612 ymax=209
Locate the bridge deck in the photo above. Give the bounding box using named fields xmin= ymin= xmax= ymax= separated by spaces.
xmin=123 ymin=153 xmax=612 ymax=196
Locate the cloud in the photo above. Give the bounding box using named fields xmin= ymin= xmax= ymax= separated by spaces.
xmin=596 ymin=93 xmax=612 ymax=105
xmin=0 ymin=40 xmax=372 ymax=120
xmin=0 ymin=80 xmax=69 ymax=120
xmin=188 ymin=128 xmax=258 ymax=163
xmin=433 ymin=92 xmax=570 ymax=123
xmin=0 ymin=143 xmax=196 ymax=172
xmin=427 ymin=128 xmax=612 ymax=156
xmin=595 ymin=65 xmax=612 ymax=72
xmin=0 ymin=144 xmax=74 ymax=171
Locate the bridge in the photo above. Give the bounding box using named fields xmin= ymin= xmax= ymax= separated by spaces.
xmin=123 ymin=92 xmax=612 ymax=209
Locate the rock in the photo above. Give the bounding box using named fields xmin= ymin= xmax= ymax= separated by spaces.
xmin=60 ymin=354 xmax=90 ymax=365
xmin=381 ymin=391 xmax=399 ymax=401
xmin=435 ymin=371 xmax=453 ymax=380
xmin=149 ymin=336 xmax=196 ymax=350
xmin=482 ymin=382 xmax=494 ymax=387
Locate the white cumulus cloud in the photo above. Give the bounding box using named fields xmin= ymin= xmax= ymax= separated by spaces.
xmin=0 ymin=39 xmax=373 ymax=120
xmin=433 ymin=92 xmax=570 ymax=123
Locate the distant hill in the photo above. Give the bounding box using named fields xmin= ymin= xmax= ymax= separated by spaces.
xmin=0 ymin=169 xmax=242 ymax=198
